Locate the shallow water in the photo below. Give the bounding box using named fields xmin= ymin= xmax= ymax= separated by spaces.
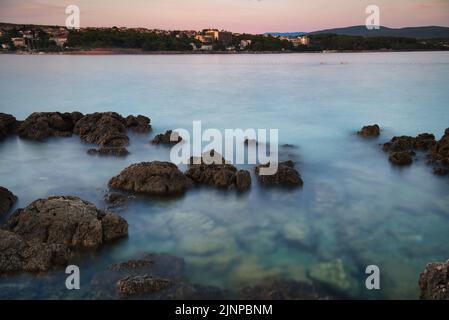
xmin=0 ymin=52 xmax=449 ymax=299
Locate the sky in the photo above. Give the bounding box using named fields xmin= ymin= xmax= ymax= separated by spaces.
xmin=0 ymin=0 xmax=448 ymax=33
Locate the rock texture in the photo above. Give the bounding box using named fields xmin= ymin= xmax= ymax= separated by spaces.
xmin=125 ymin=115 xmax=151 ymax=133
xmin=0 ymin=113 xmax=19 ymax=140
xmin=235 ymin=170 xmax=251 ymax=191
xmin=0 ymin=196 xmax=128 ymax=274
xmin=358 ymin=124 xmax=380 ymax=137
xmin=255 ymin=160 xmax=303 ymax=186
xmin=117 ymin=275 xmax=172 ymax=296
xmin=18 ymin=112 xmax=83 ymax=141
xmin=389 ymin=151 xmax=414 ymax=166
xmin=151 ymin=130 xmax=182 ymax=144
xmin=0 ymin=186 xmax=17 ymax=216
xmin=419 ymin=259 xmax=449 ymax=300
xmin=108 ymin=161 xmax=192 ymax=196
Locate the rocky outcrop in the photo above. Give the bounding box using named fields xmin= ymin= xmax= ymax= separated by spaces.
xmin=108 ymin=161 xmax=192 ymax=196
xmin=419 ymin=259 xmax=449 ymax=300
xmin=389 ymin=151 xmax=414 ymax=166
xmin=151 ymin=130 xmax=182 ymax=144
xmin=0 ymin=113 xmax=19 ymax=140
xmin=429 ymin=129 xmax=449 ymax=165
xmin=0 ymin=186 xmax=17 ymax=216
xmin=358 ymin=124 xmax=380 ymax=137
xmin=18 ymin=112 xmax=83 ymax=141
xmin=185 ymin=151 xmax=251 ymax=190
xmin=0 ymin=196 xmax=128 ymax=274
xmin=125 ymin=115 xmax=151 ymax=133
xmin=255 ymin=160 xmax=303 ymax=186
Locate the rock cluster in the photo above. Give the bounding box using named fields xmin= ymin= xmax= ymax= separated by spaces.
xmin=18 ymin=112 xmax=83 ymax=141
xmin=419 ymin=259 xmax=449 ymax=300
xmin=358 ymin=124 xmax=380 ymax=137
xmin=151 ymin=130 xmax=182 ymax=144
xmin=255 ymin=160 xmax=303 ymax=187
xmin=0 ymin=113 xmax=20 ymax=140
xmin=0 ymin=196 xmax=128 ymax=274
xmin=0 ymin=186 xmax=17 ymax=216
xmin=108 ymin=161 xmax=192 ymax=196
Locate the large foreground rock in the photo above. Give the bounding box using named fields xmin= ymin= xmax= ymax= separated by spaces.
xmin=0 ymin=113 xmax=19 ymax=140
xmin=0 ymin=186 xmax=17 ymax=216
xmin=109 ymin=161 xmax=192 ymax=196
xmin=419 ymin=259 xmax=449 ymax=300
xmin=0 ymin=196 xmax=128 ymax=274
xmin=18 ymin=112 xmax=83 ymax=141
xmin=255 ymin=160 xmax=303 ymax=186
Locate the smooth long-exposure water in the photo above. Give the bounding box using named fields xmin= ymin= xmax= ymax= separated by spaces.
xmin=0 ymin=52 xmax=449 ymax=299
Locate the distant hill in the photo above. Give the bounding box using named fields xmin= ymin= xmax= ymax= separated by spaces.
xmin=264 ymin=32 xmax=307 ymax=37
xmin=308 ymin=25 xmax=449 ymax=39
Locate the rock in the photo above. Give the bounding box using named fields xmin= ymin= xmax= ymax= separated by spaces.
xmin=104 ymin=192 xmax=133 ymax=209
xmin=416 ymin=133 xmax=436 ymax=151
xmin=87 ymin=147 xmax=129 ymax=157
xmin=3 ymin=195 xmax=128 ymax=250
xmin=185 ymin=159 xmax=238 ymax=189
xmin=255 ymin=160 xmax=303 ymax=186
xmin=18 ymin=112 xmax=82 ymax=141
xmin=151 ymin=130 xmax=182 ymax=144
xmin=108 ymin=161 xmax=192 ymax=196
xmin=0 ymin=113 xmax=19 ymax=140
xmin=235 ymin=170 xmax=251 ymax=191
xmin=433 ymin=167 xmax=449 ymax=176
xmin=0 ymin=229 xmax=69 ymax=273
xmin=383 ymin=135 xmax=417 ymax=153
xmin=308 ymin=259 xmax=353 ymax=293
xmin=419 ymin=259 xmax=449 ymax=300
xmin=282 ymin=224 xmax=312 ymax=248
xmin=358 ymin=124 xmax=380 ymax=137
xmin=429 ymin=128 xmax=449 ymax=165
xmin=0 ymin=186 xmax=17 ymax=216
xmin=237 ymin=278 xmax=335 ymax=300
xmin=73 ymin=112 xmax=129 ymax=150
xmin=125 ymin=115 xmax=151 ymax=133
xmin=389 ymin=151 xmax=414 ymax=166
xmin=117 ymin=275 xmax=172 ymax=296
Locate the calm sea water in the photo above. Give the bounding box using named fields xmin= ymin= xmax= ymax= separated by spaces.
xmin=0 ymin=52 xmax=448 ymax=299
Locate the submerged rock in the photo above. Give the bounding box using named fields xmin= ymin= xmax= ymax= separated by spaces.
xmin=237 ymin=278 xmax=335 ymax=300
xmin=0 ymin=186 xmax=17 ymax=216
xmin=308 ymin=259 xmax=353 ymax=293
xmin=0 ymin=113 xmax=19 ymax=140
xmin=87 ymin=147 xmax=129 ymax=157
xmin=389 ymin=151 xmax=414 ymax=166
xmin=117 ymin=275 xmax=172 ymax=296
xmin=358 ymin=124 xmax=380 ymax=137
xmin=108 ymin=161 xmax=192 ymax=196
xmin=104 ymin=192 xmax=134 ymax=209
xmin=255 ymin=160 xmax=303 ymax=186
xmin=433 ymin=167 xmax=449 ymax=176
xmin=151 ymin=130 xmax=182 ymax=144
xmin=18 ymin=112 xmax=83 ymax=141
xmin=235 ymin=170 xmax=251 ymax=191
xmin=419 ymin=259 xmax=449 ymax=300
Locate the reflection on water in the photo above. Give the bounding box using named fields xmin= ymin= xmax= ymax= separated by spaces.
xmin=0 ymin=52 xmax=449 ymax=299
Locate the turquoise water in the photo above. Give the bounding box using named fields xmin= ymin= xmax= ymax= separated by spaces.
xmin=0 ymin=52 xmax=449 ymax=299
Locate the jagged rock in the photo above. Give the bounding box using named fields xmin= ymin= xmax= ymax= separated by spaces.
xmin=0 ymin=186 xmax=17 ymax=216
xmin=0 ymin=229 xmax=69 ymax=273
xmin=117 ymin=275 xmax=172 ymax=296
xmin=151 ymin=130 xmax=182 ymax=144
xmin=87 ymin=147 xmax=129 ymax=157
xmin=73 ymin=112 xmax=129 ymax=150
xmin=416 ymin=133 xmax=436 ymax=150
xmin=238 ymin=278 xmax=335 ymax=300
xmin=0 ymin=113 xmax=19 ymax=140
xmin=18 ymin=112 xmax=83 ymax=141
xmin=186 ymin=154 xmax=237 ymax=189
xmin=389 ymin=151 xmax=414 ymax=166
xmin=419 ymin=259 xmax=449 ymax=300
xmin=108 ymin=161 xmax=192 ymax=196
xmin=358 ymin=124 xmax=380 ymax=137
xmin=255 ymin=160 xmax=303 ymax=186
xmin=3 ymin=195 xmax=128 ymax=250
xmin=125 ymin=115 xmax=151 ymax=133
